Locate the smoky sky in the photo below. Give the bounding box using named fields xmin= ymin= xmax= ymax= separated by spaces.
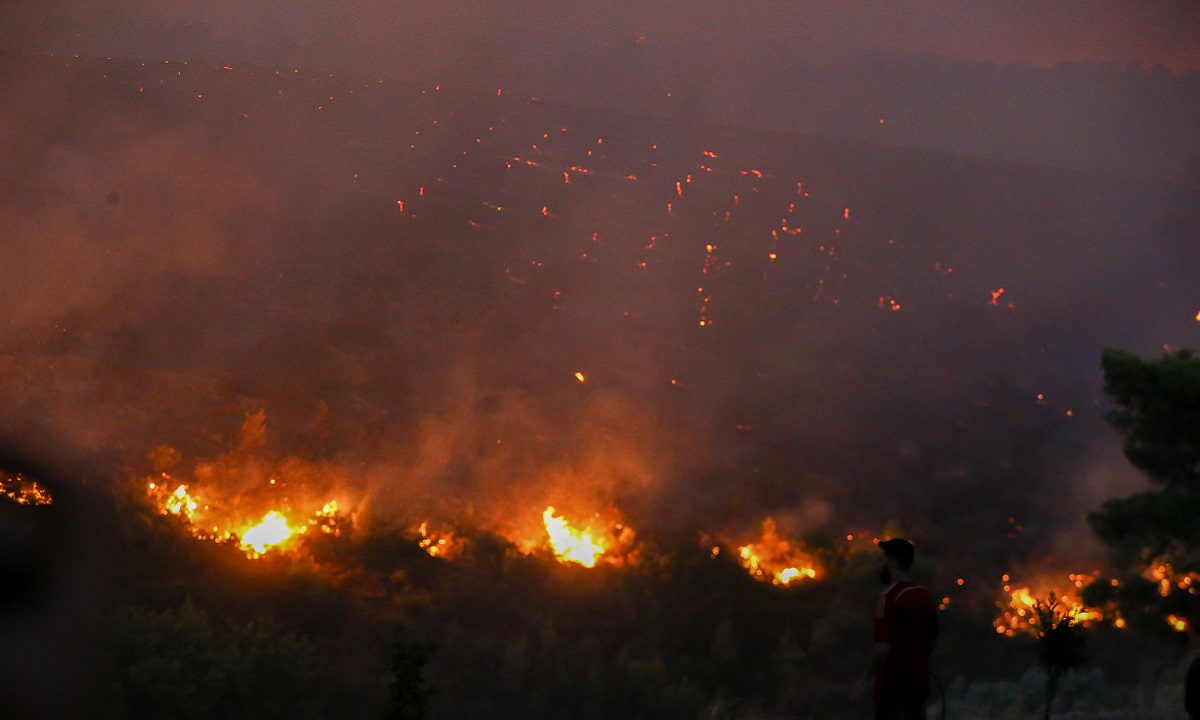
xmin=0 ymin=3 xmax=1198 ymax=567
xmin=4 ymin=2 xmax=1199 ymax=178
xmin=3 ymin=1 xmax=1199 ymax=71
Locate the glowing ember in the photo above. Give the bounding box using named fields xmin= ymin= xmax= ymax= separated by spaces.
xmin=735 ymin=517 xmax=820 ymax=586
xmin=1167 ymin=614 xmax=1189 ymax=633
xmin=1 ymin=474 xmax=53 ymax=506
xmin=1147 ymin=561 xmax=1199 ymax=597
xmin=416 ymin=521 xmax=460 ymax=558
xmin=163 ymin=484 xmax=199 ymax=519
xmin=542 ymin=506 xmax=608 ymax=567
xmin=240 ymin=511 xmax=297 ymax=556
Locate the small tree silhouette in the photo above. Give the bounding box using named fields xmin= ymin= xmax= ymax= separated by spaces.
xmin=1033 ymin=594 xmax=1087 ymax=720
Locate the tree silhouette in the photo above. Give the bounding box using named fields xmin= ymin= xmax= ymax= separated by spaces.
xmin=1033 ymin=594 xmax=1086 ymax=720
xmin=1085 ymin=349 xmax=1200 ymax=636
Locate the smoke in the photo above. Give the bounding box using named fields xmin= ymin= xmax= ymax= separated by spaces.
xmin=3 ymin=1 xmax=1199 ymax=176
xmin=3 ymin=1 xmax=1198 ymax=72
xmin=0 ymin=3 xmax=1197 ymax=568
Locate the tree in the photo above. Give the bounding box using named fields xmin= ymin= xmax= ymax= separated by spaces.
xmin=1084 ymin=349 xmax=1200 ymax=639
xmin=1033 ymin=595 xmax=1086 ymax=720
xmin=1099 ymin=348 xmax=1200 ymax=489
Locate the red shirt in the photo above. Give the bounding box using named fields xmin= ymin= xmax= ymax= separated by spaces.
xmin=872 ymin=580 xmax=938 ymax=702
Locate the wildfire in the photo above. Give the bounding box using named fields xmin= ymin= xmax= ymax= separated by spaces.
xmin=1 ymin=474 xmax=53 ymax=506
xmin=162 ymin=483 xmax=199 ymax=519
xmin=416 ymin=521 xmax=460 ymax=558
xmin=240 ymin=510 xmax=297 ymax=556
xmin=993 ymin=572 xmax=1104 ymax=637
xmin=735 ymin=518 xmax=820 ymax=586
xmin=542 ymin=506 xmax=608 ymax=567
xmin=147 ymin=477 xmax=341 ymax=559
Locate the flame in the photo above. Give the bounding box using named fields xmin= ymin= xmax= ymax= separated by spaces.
xmin=163 ymin=484 xmax=199 ymax=519
xmin=1167 ymin=614 xmax=1190 ymax=633
xmin=993 ymin=572 xmax=1104 ymax=637
xmin=1 ymin=474 xmax=53 ymax=506
xmin=148 ymin=479 xmax=342 ymax=559
xmin=417 ymin=521 xmax=460 ymax=558
xmin=239 ymin=511 xmax=298 ymax=556
xmin=542 ymin=506 xmax=608 ymax=567
xmin=735 ymin=517 xmax=820 ymax=586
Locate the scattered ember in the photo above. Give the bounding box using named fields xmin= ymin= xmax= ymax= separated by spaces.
xmin=1148 ymin=561 xmax=1200 ymax=598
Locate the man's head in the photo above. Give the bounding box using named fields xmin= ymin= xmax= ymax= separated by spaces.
xmin=876 ymin=537 xmax=915 ymax=585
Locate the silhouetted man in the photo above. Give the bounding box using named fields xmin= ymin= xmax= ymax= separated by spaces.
xmin=851 ymin=538 xmax=938 ymax=720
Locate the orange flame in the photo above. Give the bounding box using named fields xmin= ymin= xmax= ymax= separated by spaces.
xmin=542 ymin=506 xmax=608 ymax=567
xmin=993 ymin=572 xmax=1104 ymax=637
xmin=1 ymin=474 xmax=53 ymax=506
xmin=416 ymin=521 xmax=460 ymax=559
xmin=735 ymin=518 xmax=820 ymax=586
xmin=240 ymin=510 xmax=298 ymax=557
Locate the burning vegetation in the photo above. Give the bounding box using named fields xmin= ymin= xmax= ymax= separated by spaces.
xmin=733 ymin=517 xmax=820 ymax=586
xmin=0 ymin=472 xmax=52 ymax=506
xmin=992 ymin=572 xmax=1106 ymax=637
xmin=146 ymin=478 xmax=343 ymax=558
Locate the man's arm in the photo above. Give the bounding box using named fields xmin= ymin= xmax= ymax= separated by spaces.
xmin=850 ymin=642 xmax=889 ymax=702
xmin=852 ymin=589 xmax=895 ymax=703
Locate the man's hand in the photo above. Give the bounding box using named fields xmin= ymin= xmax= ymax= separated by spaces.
xmin=849 ymin=678 xmax=868 ymax=704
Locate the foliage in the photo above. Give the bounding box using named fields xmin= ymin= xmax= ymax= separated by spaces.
xmin=387 ymin=635 xmax=435 ymax=720
xmin=109 ymin=602 xmax=320 ymax=720
xmin=1087 ymin=349 xmax=1200 ymax=639
xmin=1099 ymin=348 xmax=1200 ymax=490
